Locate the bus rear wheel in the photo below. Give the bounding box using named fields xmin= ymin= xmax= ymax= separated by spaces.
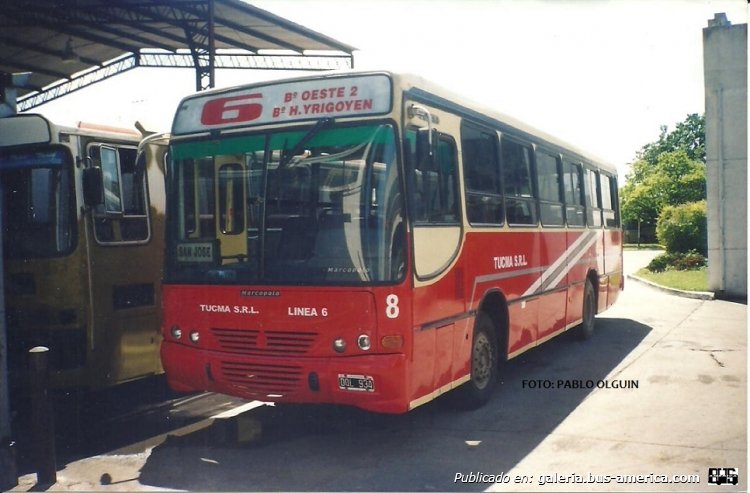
xmin=575 ymin=279 xmax=597 ymax=340
xmin=454 ymin=312 xmax=498 ymax=409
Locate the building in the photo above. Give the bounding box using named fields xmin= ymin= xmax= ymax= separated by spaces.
xmin=703 ymin=13 xmax=748 ymax=299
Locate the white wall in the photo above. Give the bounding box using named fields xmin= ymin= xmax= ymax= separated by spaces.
xmin=703 ymin=15 xmax=748 ymax=298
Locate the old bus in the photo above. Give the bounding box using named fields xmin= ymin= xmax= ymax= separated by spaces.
xmin=161 ymin=71 xmax=622 ymax=413
xmin=0 ymin=115 xmax=167 ymax=390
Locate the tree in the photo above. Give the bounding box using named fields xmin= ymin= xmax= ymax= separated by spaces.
xmin=621 ymin=114 xmax=706 ymax=243
xmin=621 ymin=149 xmax=706 ymax=232
xmin=638 ymin=113 xmax=705 ymax=165
xmin=656 ymin=201 xmax=707 ymax=255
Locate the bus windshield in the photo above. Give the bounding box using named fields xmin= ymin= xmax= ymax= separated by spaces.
xmin=167 ymin=122 xmax=405 ymax=285
xmin=0 ymin=147 xmax=75 ymax=258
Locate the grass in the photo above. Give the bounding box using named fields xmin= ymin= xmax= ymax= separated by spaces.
xmin=635 ymin=266 xmax=709 ymax=292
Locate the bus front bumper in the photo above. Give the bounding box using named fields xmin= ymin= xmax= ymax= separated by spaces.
xmin=161 ymin=340 xmax=409 ymax=414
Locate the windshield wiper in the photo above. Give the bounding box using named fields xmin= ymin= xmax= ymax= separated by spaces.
xmin=278 ymin=117 xmax=333 ymax=168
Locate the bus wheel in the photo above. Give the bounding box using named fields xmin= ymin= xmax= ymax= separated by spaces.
xmin=455 ymin=313 xmax=498 ymax=409
xmin=576 ymin=279 xmax=597 ymax=340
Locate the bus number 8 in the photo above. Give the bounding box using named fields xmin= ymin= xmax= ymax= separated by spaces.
xmin=385 ymin=294 xmax=399 ymax=319
xmin=201 ymin=94 xmax=263 ymax=125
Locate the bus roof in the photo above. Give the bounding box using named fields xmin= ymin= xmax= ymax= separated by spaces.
xmin=0 ymin=114 xmax=144 ymax=150
xmin=173 ymin=69 xmax=616 ymax=174
xmin=388 ymin=71 xmax=616 ymax=174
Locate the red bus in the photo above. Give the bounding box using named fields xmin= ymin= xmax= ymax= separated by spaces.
xmin=161 ymin=71 xmax=622 ymax=413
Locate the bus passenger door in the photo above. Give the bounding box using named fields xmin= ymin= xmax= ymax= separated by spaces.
xmin=405 ymin=110 xmax=464 ymax=396
xmin=215 ymin=156 xmax=247 ymax=262
xmin=539 ymin=232 xmax=567 ymax=339
xmin=600 ymin=173 xmax=622 ymax=308
xmin=536 ymin=150 xmax=566 ymax=340
xmin=562 ymin=160 xmax=587 ymax=328
xmin=85 ymin=143 xmax=163 ymax=386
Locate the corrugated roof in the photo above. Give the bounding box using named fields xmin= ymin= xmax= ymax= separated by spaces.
xmin=0 ymin=0 xmax=356 ymax=110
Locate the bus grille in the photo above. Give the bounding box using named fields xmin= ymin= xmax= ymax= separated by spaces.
xmin=220 ymin=361 xmax=302 ymax=393
xmin=212 ymin=328 xmax=317 ymax=356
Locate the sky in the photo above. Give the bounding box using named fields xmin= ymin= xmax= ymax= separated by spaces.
xmin=27 ymin=0 xmax=749 ymax=181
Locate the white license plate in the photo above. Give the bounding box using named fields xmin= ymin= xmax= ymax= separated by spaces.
xmin=338 ymin=374 xmax=375 ymax=392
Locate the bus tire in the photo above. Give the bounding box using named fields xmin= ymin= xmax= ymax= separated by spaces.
xmin=454 ymin=312 xmax=498 ymax=409
xmin=575 ymin=279 xmax=597 ymax=340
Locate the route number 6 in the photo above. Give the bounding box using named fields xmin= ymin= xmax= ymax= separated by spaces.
xmin=201 ymin=93 xmax=263 ymax=125
xmin=385 ymin=294 xmax=399 ymax=319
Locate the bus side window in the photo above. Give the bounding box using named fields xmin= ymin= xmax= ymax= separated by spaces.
xmin=120 ymin=147 xmax=149 ymax=241
xmin=600 ymin=173 xmax=618 ymax=228
xmin=179 ymin=158 xmax=216 ymax=240
xmin=406 ymin=129 xmax=459 ymax=224
xmin=611 ymin=175 xmax=621 ymax=227
xmin=100 ymin=146 xmax=123 ymax=214
xmin=433 ymin=136 xmax=459 ymax=223
xmin=563 ymin=159 xmax=586 ymax=227
xmin=584 ymin=167 xmax=602 ymax=228
xmin=535 ymin=150 xmax=564 ymax=227
xmin=501 ymin=137 xmax=537 ymax=226
xmin=90 ymin=144 xmax=150 ymax=243
xmin=461 ymin=122 xmax=503 ymax=225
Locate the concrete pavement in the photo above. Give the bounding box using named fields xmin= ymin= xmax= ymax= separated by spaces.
xmin=8 ymin=250 xmax=746 ymax=492
xmin=490 ymin=261 xmax=746 ymax=491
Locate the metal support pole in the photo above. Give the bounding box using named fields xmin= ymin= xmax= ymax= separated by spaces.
xmin=637 ymin=219 xmax=641 ymax=248
xmin=0 ymin=368 xmax=16 ymax=490
xmin=207 ymin=0 xmax=215 ymax=89
xmin=0 ymin=179 xmax=18 ymax=491
xmin=29 ymin=346 xmax=56 ymax=485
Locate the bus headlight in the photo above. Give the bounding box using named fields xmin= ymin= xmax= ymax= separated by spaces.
xmin=170 ymin=325 xmax=182 ymax=340
xmin=357 ymin=334 xmax=371 ymax=351
xmin=189 ymin=331 xmax=200 ymax=344
xmin=333 ymin=337 xmax=346 ymax=353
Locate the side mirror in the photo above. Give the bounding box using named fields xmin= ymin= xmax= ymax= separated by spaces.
xmin=82 ymin=167 xmax=104 ymax=207
xmin=416 ymin=127 xmax=437 ymax=170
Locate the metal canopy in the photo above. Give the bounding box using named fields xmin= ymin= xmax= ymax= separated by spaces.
xmin=0 ymin=0 xmax=356 ymax=113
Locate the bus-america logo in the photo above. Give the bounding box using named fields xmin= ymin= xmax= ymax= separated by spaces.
xmin=173 ymin=74 xmax=393 ymax=134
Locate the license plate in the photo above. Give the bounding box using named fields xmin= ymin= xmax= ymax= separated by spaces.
xmin=338 ymin=374 xmax=375 ymax=392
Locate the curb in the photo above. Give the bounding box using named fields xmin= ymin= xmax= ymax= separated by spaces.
xmin=626 ymin=274 xmax=715 ymax=300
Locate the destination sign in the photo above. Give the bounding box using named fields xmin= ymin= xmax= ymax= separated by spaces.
xmin=177 ymin=242 xmax=215 ymax=263
xmin=173 ymin=74 xmax=393 ymax=135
